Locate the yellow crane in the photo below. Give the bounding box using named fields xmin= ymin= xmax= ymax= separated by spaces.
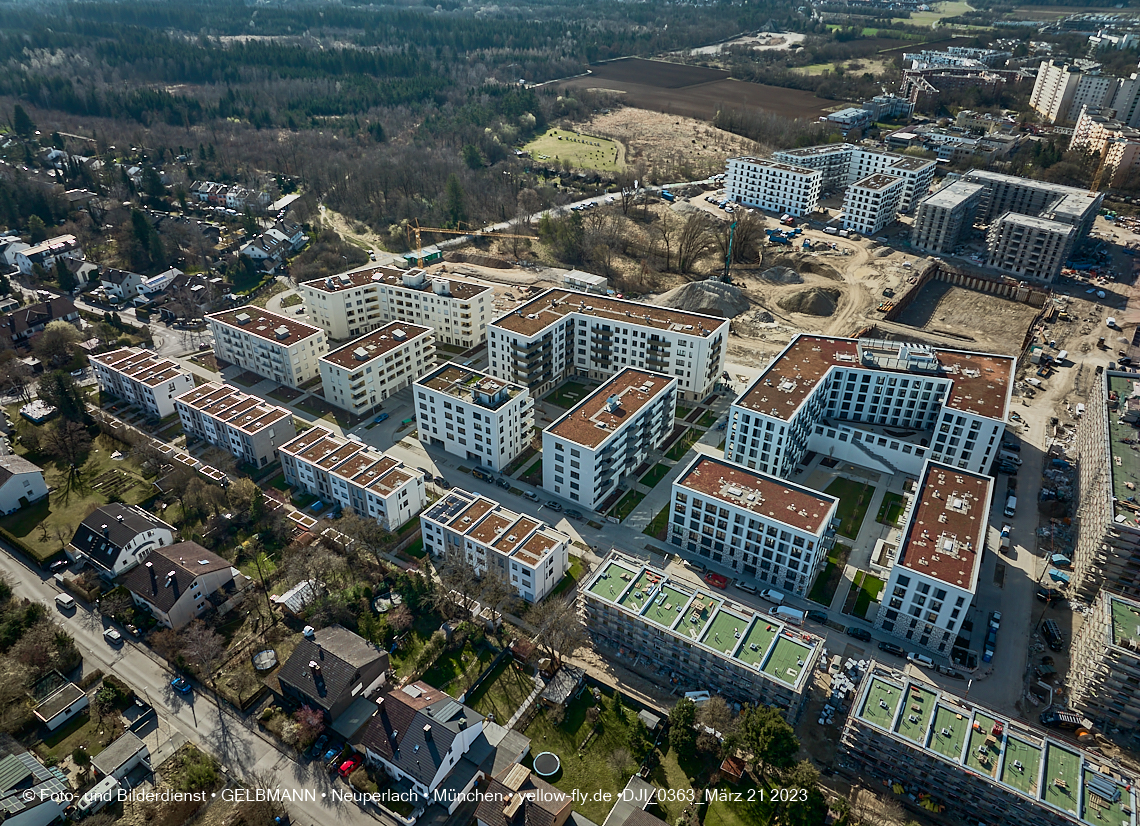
xmin=406 ymin=220 xmax=533 ymax=267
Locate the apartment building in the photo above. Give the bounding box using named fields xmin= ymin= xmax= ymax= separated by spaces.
xmin=206 ymin=308 xmax=327 ymax=388
xmin=15 ymin=234 xmax=83 ymax=276
xmin=669 ymin=455 xmax=837 ymax=595
xmin=90 ymin=347 xmax=194 ymax=418
xmin=279 ymin=426 xmax=425 ymax=530
xmin=1030 ymin=59 xmax=1116 ymax=123
xmin=841 ymin=174 xmax=906 ymax=235
xmin=1069 ymin=369 xmax=1140 ymax=601
xmin=874 ymin=461 xmax=992 ymax=653
xmin=984 ymin=213 xmax=1076 ymax=281
xmin=174 ymin=382 xmax=296 ymax=469
xmin=414 ymin=364 xmax=533 ymax=472
xmin=487 ymin=288 xmax=727 ymax=402
xmin=725 ymin=335 xmax=1014 ymax=479
xmin=910 ymin=182 xmax=985 ymax=255
xmin=772 ymin=145 xmax=936 ymax=212
xmin=724 ymin=157 xmax=822 ymax=217
xmin=1070 ymin=106 xmax=1140 ymax=187
xmin=299 ymin=265 xmax=494 ymax=346
xmin=542 ymin=368 xmax=676 ymax=510
xmin=839 ymin=662 xmax=1137 ymax=826
xmin=421 ymin=488 xmax=570 ymax=602
xmin=319 ymin=322 xmax=434 ymax=415
xmin=962 ymin=169 xmax=1102 ymax=243
xmin=581 ymin=552 xmax=823 ymax=711
xmin=1069 ymin=589 xmax=1140 ymax=733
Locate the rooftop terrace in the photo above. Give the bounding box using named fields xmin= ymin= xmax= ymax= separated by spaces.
xmin=417 ymin=363 xmax=525 ymax=410
xmin=1109 ymin=592 xmax=1140 ymax=648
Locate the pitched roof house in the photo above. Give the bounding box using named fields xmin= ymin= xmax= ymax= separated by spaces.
xmin=0 ymin=297 xmax=80 ymax=343
xmin=475 ymin=764 xmax=573 ymax=826
xmin=0 ymin=455 xmax=47 ymax=514
xmin=68 ymin=503 xmax=176 ymax=576
xmin=275 ymin=625 xmax=389 ymax=722
xmin=117 ymin=542 xmax=239 ymax=629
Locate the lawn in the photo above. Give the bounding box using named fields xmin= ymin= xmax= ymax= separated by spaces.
xmin=34 ymin=709 xmax=123 ymax=762
xmin=504 ymin=446 xmax=538 ymax=476
xmin=704 ymin=779 xmax=777 ymax=826
xmin=280 ymin=293 xmax=303 ymax=308
xmin=610 ymin=489 xmax=646 ymax=521
xmin=852 ymin=572 xmax=885 ymax=620
xmin=295 ymin=396 xmax=367 ymax=428
xmin=639 ymin=463 xmax=670 ymax=489
xmin=807 ymin=542 xmax=850 ymax=607
xmin=697 ymin=410 xmax=718 ymax=428
xmin=543 ymin=380 xmax=594 ymax=409
xmin=876 ymin=491 xmax=906 ymax=526
xmin=0 ymin=437 xmax=155 ymax=561
xmin=524 ymin=693 xmax=693 ymax=824
xmin=666 ymin=429 xmax=700 ymax=461
xmin=521 ymin=459 xmax=543 ymax=486
xmin=390 ymin=613 xmax=449 ymax=679
xmin=643 ymin=505 xmax=671 ymax=540
xmin=467 ymin=657 xmax=536 ymax=722
xmin=823 ymin=477 xmax=876 ymax=540
xmin=522 ymin=128 xmax=624 ymax=172
xmin=420 ymin=640 xmax=495 ymax=697
xmin=549 ymin=555 xmax=585 ymax=599
xmin=676 ymin=406 xmax=693 ymax=420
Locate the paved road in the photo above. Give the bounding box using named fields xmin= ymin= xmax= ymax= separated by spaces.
xmin=0 ymin=549 xmax=395 ymax=826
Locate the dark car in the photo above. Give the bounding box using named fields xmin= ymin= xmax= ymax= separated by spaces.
xmin=48 ymin=559 xmax=69 ymax=572
xmin=418 ymin=467 xmax=432 ymax=480
xmin=495 ymin=477 xmax=512 ymax=490
xmin=1001 ymin=441 xmax=1021 ymax=453
xmin=565 ymin=509 xmax=582 ymax=520
xmin=309 ymin=734 xmax=328 ymax=759
xmin=545 ymin=501 xmax=563 ymax=512
xmin=846 ymin=627 xmax=872 ymax=642
xmin=877 ymin=641 xmax=906 ymax=657
xmin=806 ymin=610 xmax=829 ymax=624
xmin=1037 ymin=587 xmax=1064 ymax=604
xmin=437 ymin=478 xmax=453 ymax=490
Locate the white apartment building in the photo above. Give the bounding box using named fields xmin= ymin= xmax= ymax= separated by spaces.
xmin=1030 ymin=59 xmax=1116 ymax=123
xmin=319 ymin=322 xmax=434 ymax=415
xmin=670 ymin=455 xmax=838 ymax=596
xmin=487 ymin=288 xmax=728 ymax=402
xmin=90 ymin=347 xmax=194 ymax=418
xmin=772 ymin=145 xmax=936 ymax=212
xmin=414 ymin=363 xmax=533 ymax=472
xmin=542 ymin=368 xmax=676 ymax=510
xmin=874 ymin=460 xmax=992 ymax=654
xmin=421 ymin=488 xmax=570 ymax=603
xmin=299 ymin=265 xmax=494 ymax=346
xmin=279 ymin=426 xmax=425 ymax=530
xmin=206 ymin=308 xmax=328 ymax=388
xmin=985 ymin=212 xmax=1076 ymax=282
xmin=725 ymin=157 xmax=822 ymax=217
xmin=725 ymin=335 xmax=1015 ymax=479
xmin=842 ymin=174 xmax=907 ymax=235
xmin=174 ymin=382 xmax=296 ymax=469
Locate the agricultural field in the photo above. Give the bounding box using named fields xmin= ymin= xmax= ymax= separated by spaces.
xmin=523 ymin=129 xmax=624 ymax=171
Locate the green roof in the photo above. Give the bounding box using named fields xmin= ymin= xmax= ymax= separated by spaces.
xmin=1042 ymin=743 xmax=1080 ymax=815
xmin=587 ymin=560 xmax=637 ymax=600
xmin=859 ymin=677 xmax=902 ymax=729
xmin=1000 ymin=737 xmax=1041 ymax=796
xmin=761 ymin=636 xmax=812 ymax=686
xmin=929 ymin=705 xmax=967 ymax=761
xmin=1107 ymin=374 xmax=1140 ymax=507
xmin=701 ymin=608 xmax=750 ymax=655
xmin=677 ymin=593 xmax=722 ymax=641
xmin=616 ymin=569 xmax=661 ymax=611
xmin=642 ymin=584 xmax=691 ymax=630
xmin=1082 ymin=768 xmax=1131 ymax=826
xmin=964 ymin=713 xmax=1000 ymax=778
xmin=894 ymin=685 xmax=936 ymax=744
xmin=1109 ymin=594 xmax=1140 ymax=648
xmin=736 ymin=619 xmax=778 ymax=668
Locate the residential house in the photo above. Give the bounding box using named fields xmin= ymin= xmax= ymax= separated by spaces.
xmin=99 ymin=268 xmax=146 ymax=302
xmin=274 ymin=625 xmax=389 ymax=722
xmin=90 ymin=732 xmax=149 ymax=782
xmin=475 ymin=764 xmax=572 ymax=826
xmin=0 ymin=456 xmax=47 ymax=514
xmin=32 ymin=683 xmax=88 ymax=731
xmin=0 ymin=745 xmax=70 ymax=826
xmin=15 ymin=235 xmax=83 ymax=276
xmin=89 ymin=347 xmax=195 ymax=418
xmin=117 ymin=542 xmax=242 ymax=630
xmin=0 ymin=297 xmax=80 ymax=344
xmin=68 ymin=503 xmax=176 ymax=576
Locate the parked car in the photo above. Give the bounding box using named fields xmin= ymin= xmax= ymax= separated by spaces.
xmin=806 ymin=609 xmax=829 ymax=624
xmin=103 ymin=627 xmax=123 ymax=645
xmin=846 ymin=627 xmax=872 ymax=642
xmin=170 ymin=676 xmax=192 ymax=695
xmin=309 ymin=735 xmax=328 ymax=759
xmin=322 ymin=744 xmax=342 ymax=764
xmin=495 ymin=477 xmax=511 ymax=490
xmin=1001 ymin=441 xmax=1021 ymax=453
xmin=1037 ymin=587 xmax=1064 ymax=604
xmin=989 ymin=611 xmax=1002 ymax=630
xmin=373 ymin=412 xmax=389 ymax=424
xmin=417 ymin=467 xmax=432 ymax=480
xmin=338 ymin=754 xmax=362 ymax=778
xmin=565 ymin=510 xmax=582 ymax=520
xmin=437 ymin=478 xmax=452 ymax=490
xmin=523 ymin=491 xmax=540 ymax=502
xmin=877 ymin=641 xmax=906 ymax=657
xmin=545 ymin=501 xmax=563 ymax=512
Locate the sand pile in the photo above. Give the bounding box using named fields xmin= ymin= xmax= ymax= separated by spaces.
xmin=778 ymin=287 xmax=841 ymax=317
xmin=446 ymin=252 xmax=511 ymax=268
xmin=652 ymin=281 xmax=750 ymax=318
xmin=760 ymin=266 xmax=802 ymax=285
xmin=766 ymin=255 xmax=842 ymax=281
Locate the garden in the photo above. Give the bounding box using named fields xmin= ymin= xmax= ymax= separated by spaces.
xmin=876 ymin=491 xmax=906 ymax=526
xmin=807 ymin=543 xmax=850 ymax=608
xmin=466 ymin=657 xmax=536 ymax=722
xmin=823 ymin=477 xmax=876 ymax=540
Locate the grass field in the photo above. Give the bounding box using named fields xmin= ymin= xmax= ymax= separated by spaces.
xmin=852 ymin=572 xmax=885 ymax=619
xmin=807 ymin=542 xmax=851 ymax=607
xmin=549 ymin=555 xmax=585 ymax=598
xmin=666 ymin=428 xmax=700 ymax=461
xmin=899 ymin=0 xmax=972 ymax=26
xmin=467 ymin=658 xmax=535 ymax=722
xmin=793 ymin=58 xmax=893 ymax=76
xmin=697 ymin=410 xmax=719 ymax=428
xmin=876 ymin=491 xmax=906 ymax=526
xmin=639 ymin=463 xmax=670 ymax=489
xmin=643 ymin=505 xmax=671 ymax=540
xmin=611 ymin=489 xmax=646 ymax=521
xmin=420 ymin=640 xmax=495 ymax=697
xmin=523 ymin=129 xmax=624 ymax=171
xmin=824 ymin=477 xmax=876 ymax=540
xmin=521 ymin=459 xmax=543 ymax=486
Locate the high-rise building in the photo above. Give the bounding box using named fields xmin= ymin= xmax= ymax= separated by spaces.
xmin=772 ymin=145 xmax=936 ymax=211
xmin=842 ymin=174 xmax=907 ymax=235
xmin=984 ymin=213 xmax=1076 ymax=282
xmin=910 ymin=181 xmax=985 ymax=255
xmin=724 ymin=158 xmax=822 ymax=217
xmin=1069 ymin=589 xmax=1140 ymax=733
xmin=1030 ymin=60 xmax=1115 ymax=123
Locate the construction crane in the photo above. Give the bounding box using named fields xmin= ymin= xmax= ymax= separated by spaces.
xmin=406 ymin=220 xmax=533 ymax=268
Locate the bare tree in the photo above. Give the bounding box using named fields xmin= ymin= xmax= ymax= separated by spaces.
xmin=654 ymin=212 xmax=676 ymax=272
xmin=180 ymin=620 xmax=226 ymax=680
xmin=41 ymin=419 xmax=93 ymax=467
xmin=335 ymin=511 xmax=394 ymax=568
xmin=676 ymin=213 xmax=716 ymax=275
xmin=525 ymin=596 xmax=586 ymax=667
xmin=433 ymin=548 xmax=482 ymax=618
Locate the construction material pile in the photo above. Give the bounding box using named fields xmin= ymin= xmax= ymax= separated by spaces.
xmin=651 ymin=281 xmax=751 ymax=317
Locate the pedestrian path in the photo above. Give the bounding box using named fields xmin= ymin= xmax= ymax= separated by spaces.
xmin=505 ymin=674 xmax=546 ymax=729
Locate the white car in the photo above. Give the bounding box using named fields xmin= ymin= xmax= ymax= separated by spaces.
xmin=103 ymin=628 xmax=123 ymax=645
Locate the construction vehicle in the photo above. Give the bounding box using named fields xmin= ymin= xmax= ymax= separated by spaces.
xmin=661 ymin=190 xmax=676 ymax=202
xmin=405 ymin=221 xmax=533 ymax=268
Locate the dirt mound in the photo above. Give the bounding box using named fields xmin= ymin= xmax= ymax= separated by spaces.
xmin=446 ymin=252 xmax=511 ymax=268
xmin=766 ymin=255 xmax=842 ymax=281
xmin=778 ymin=287 xmax=841 ymax=317
xmin=760 ymin=266 xmax=802 ymax=285
xmin=652 ymin=280 xmax=750 ymax=318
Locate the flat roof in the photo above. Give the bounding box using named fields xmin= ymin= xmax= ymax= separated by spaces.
xmin=995 ymin=211 xmax=1077 ymax=234
xmin=207 ymin=307 xmax=323 ymax=347
xmin=929 ymin=704 xmax=968 ymax=760
xmin=734 ymin=334 xmax=1014 ymax=422
xmin=416 ymin=363 xmax=526 ymax=410
xmin=1001 ymin=737 xmax=1042 ymax=796
xmin=491 ymin=287 xmax=729 ymax=339
xmin=859 ymin=677 xmax=902 ymax=729
xmin=729 ymin=157 xmax=820 ymax=176
xmin=583 ymin=553 xmax=821 ymax=694
xmin=1042 ymin=742 xmax=1081 ymax=815
xmin=922 ymin=181 xmax=986 ymax=209
xmin=174 ymin=382 xmax=291 ymax=436
xmin=897 ymin=461 xmax=991 ymax=590
xmin=321 ymin=322 xmax=432 ymax=369
xmin=888 ymin=156 xmax=936 ymax=171
xmin=1110 ymin=593 xmax=1140 ymax=648
xmin=1105 ymin=372 xmax=1140 ymax=516
xmin=301 ymin=264 xmax=493 ymax=301
xmin=964 ymin=712 xmax=1001 ymax=778
xmin=852 ymin=173 xmax=905 ymax=192
xmin=91 ymin=347 xmax=188 ymax=387
xmin=674 ymin=455 xmax=836 ymax=536
xmin=895 ymin=684 xmax=937 ymax=743
xmin=546 ymin=368 xmax=675 ymax=450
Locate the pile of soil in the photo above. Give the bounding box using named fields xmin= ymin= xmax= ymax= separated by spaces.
xmin=760 ymin=266 xmax=802 ymax=284
xmin=767 ymin=255 xmax=842 ymax=281
xmin=778 ymin=287 xmax=841 ymax=317
xmin=446 ymin=252 xmax=511 ymax=268
xmin=652 ymin=280 xmax=750 ymax=318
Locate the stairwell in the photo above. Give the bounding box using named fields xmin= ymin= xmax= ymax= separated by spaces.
xmin=851 ymin=435 xmax=902 ymax=476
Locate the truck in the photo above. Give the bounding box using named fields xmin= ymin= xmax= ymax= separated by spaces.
xmin=1039 ymin=708 xmax=1090 ymax=731
xmin=769 ymin=606 xmax=804 ymax=626
xmin=661 ymin=190 xmax=675 ymax=202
